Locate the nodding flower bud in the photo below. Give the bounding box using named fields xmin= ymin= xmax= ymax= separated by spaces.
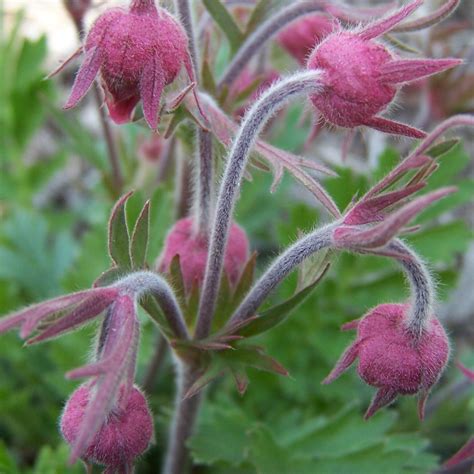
xmin=65 ymin=0 xmax=194 ymax=129
xmin=306 ymin=0 xmax=461 ymax=138
xmin=277 ymin=14 xmax=336 ymax=65
xmin=61 ymin=384 xmax=153 ymax=472
xmin=323 ymin=303 xmax=449 ymax=420
xmin=159 ymin=217 xmax=249 ymax=292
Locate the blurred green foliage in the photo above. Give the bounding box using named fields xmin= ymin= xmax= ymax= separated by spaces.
xmin=0 ymin=7 xmax=473 ymax=474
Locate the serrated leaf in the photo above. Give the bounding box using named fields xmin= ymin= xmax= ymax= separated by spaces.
xmin=130 ymin=200 xmax=150 ymax=269
xmin=238 ymin=277 xmax=326 ymax=338
xmin=108 ymin=191 xmax=133 ymax=268
xmin=202 ymin=0 xmax=245 ymax=53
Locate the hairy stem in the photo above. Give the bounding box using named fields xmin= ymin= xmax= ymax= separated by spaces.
xmin=117 ymin=271 xmax=189 ymax=340
xmin=388 ymin=239 xmax=434 ymax=338
xmin=174 ymin=0 xmax=199 ymax=75
xmin=163 ymin=362 xmax=202 ymax=474
xmin=217 ymin=0 xmax=326 ymax=90
xmin=142 ymin=333 xmax=168 ymax=392
xmin=195 ymin=129 xmax=213 ymax=236
xmin=195 ymin=71 xmax=323 ymax=339
xmin=228 ymin=224 xmax=335 ymax=327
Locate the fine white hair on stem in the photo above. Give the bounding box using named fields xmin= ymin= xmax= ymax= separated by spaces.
xmin=218 ymin=0 xmax=327 ymax=90
xmin=228 ymin=223 xmax=336 ymax=327
xmin=174 ymin=0 xmax=199 ymax=76
xmin=388 ymin=239 xmax=435 ymax=338
xmin=194 ymin=70 xmax=324 ymax=339
xmin=116 ymin=271 xmax=189 ymax=340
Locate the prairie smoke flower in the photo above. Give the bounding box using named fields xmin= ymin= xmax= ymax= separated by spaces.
xmin=0 ymin=271 xmax=186 ymax=464
xmin=278 ymin=14 xmax=336 ymax=65
xmin=65 ymin=0 xmax=195 ymax=128
xmin=61 ymin=384 xmax=153 ymax=473
xmin=323 ymin=303 xmax=449 ymax=419
xmin=307 ymin=0 xmax=461 ymax=138
xmin=159 ymin=217 xmax=249 ymax=292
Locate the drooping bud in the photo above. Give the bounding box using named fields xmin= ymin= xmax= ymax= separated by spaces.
xmin=323 ymin=303 xmax=449 ymax=420
xmin=159 ymin=217 xmax=249 ymax=292
xmin=63 ymin=0 xmax=91 ymax=30
xmin=61 ymin=384 xmax=153 ymax=472
xmin=65 ymin=0 xmax=194 ymax=129
xmin=277 ymin=14 xmax=336 ymax=65
xmin=306 ymin=0 xmax=461 ymax=138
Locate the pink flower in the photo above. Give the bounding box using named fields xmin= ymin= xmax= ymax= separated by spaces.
xmin=65 ymin=0 xmax=194 ymax=129
xmin=61 ymin=384 xmax=153 ymax=473
xmin=307 ymin=0 xmax=461 ymax=138
xmin=323 ymin=303 xmax=449 ymax=419
xmin=159 ymin=217 xmax=249 ymax=292
xmin=278 ymin=14 xmax=336 ymax=65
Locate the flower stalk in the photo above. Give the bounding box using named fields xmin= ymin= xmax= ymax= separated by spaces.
xmin=195 ymin=70 xmax=323 ymax=339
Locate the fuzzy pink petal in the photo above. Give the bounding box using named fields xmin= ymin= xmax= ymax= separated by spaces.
xmin=341 ymin=319 xmax=361 ymax=331
xmin=336 ymin=187 xmax=457 ymax=249
xmin=0 ymin=289 xmax=106 ymax=337
xmin=344 ymin=183 xmax=426 ymax=225
xmin=64 ymin=46 xmax=103 ymax=109
xmin=27 ymin=290 xmax=118 ymax=344
xmin=322 ymin=341 xmax=360 ymax=384
xmin=365 ymin=154 xmax=433 ymax=199
xmin=358 ymin=0 xmax=423 ymax=40
xmin=363 ymin=116 xmax=427 ymax=139
xmin=69 ymin=299 xmax=136 ymax=464
xmin=364 ymin=386 xmax=398 ymax=419
xmin=106 ymin=94 xmax=141 ymax=125
xmin=139 ymin=52 xmax=165 ymax=129
xmin=379 ymin=58 xmax=462 ymax=84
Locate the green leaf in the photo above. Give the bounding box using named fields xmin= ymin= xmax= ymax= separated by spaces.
xmin=407 ymin=221 xmax=472 ymax=263
xmin=141 ymin=295 xmax=174 ymax=339
xmin=0 ymin=441 xmax=19 ymax=474
xmin=108 ymin=191 xmax=133 ymax=268
xmin=425 ymin=138 xmax=460 ymax=159
xmin=202 ymin=0 xmax=245 ymax=53
xmin=220 ymin=345 xmax=289 ymax=376
xmin=202 ymin=59 xmax=217 ymax=95
xmin=227 ymin=252 xmax=257 ymax=315
xmin=130 ymin=200 xmax=150 ymax=269
xmin=93 ymin=266 xmax=125 ymax=287
xmin=238 ymin=278 xmax=324 ymax=338
xmin=245 ymin=0 xmax=285 ymax=36
xmin=189 ymin=406 xmax=252 ymax=466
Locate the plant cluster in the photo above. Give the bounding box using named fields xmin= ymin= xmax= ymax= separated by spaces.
xmin=0 ymin=0 xmax=473 ymax=473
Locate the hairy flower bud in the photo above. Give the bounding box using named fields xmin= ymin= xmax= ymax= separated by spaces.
xmin=61 ymin=384 xmax=153 ymax=471
xmin=159 ymin=217 xmax=249 ymax=291
xmin=65 ymin=0 xmax=194 ymax=129
xmin=306 ymin=1 xmax=461 ymax=138
xmin=323 ymin=303 xmax=449 ymax=420
xmin=278 ymin=14 xmax=336 ymax=65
